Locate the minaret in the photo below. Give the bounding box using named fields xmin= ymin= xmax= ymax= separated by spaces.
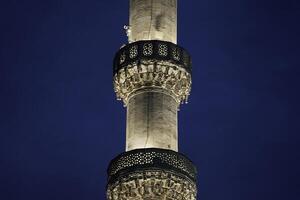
xmin=107 ymin=0 xmax=197 ymax=199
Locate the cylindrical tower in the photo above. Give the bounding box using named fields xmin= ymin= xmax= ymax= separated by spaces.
xmin=129 ymin=0 xmax=177 ymax=43
xmin=107 ymin=0 xmax=197 ymax=199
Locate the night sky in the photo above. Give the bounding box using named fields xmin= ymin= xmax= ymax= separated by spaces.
xmin=1 ymin=0 xmax=299 ymax=199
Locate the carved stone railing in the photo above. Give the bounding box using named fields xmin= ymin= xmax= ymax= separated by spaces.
xmin=113 ymin=40 xmax=192 ymax=75
xmin=113 ymin=40 xmax=192 ymax=105
xmin=107 ymin=148 xmax=197 ymax=182
xmin=106 ymin=148 xmax=197 ymax=200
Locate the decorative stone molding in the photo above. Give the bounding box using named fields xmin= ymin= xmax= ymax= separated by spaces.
xmin=113 ymin=61 xmax=191 ymax=105
xmin=107 ymin=170 xmax=197 ymax=200
xmin=113 ymin=40 xmax=192 ymax=106
xmin=106 ymin=149 xmax=197 ymax=200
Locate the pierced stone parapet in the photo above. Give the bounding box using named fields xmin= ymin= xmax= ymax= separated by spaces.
xmin=106 ymin=148 xmax=197 ymax=200
xmin=113 ymin=40 xmax=192 ymax=106
xmin=113 ymin=40 xmax=191 ymax=75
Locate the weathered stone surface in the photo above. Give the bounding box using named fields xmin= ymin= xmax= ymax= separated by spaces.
xmin=129 ymin=0 xmax=177 ymax=43
xmin=126 ymin=89 xmax=178 ymax=151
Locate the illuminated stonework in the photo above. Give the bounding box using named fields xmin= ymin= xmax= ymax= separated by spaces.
xmin=114 ymin=61 xmax=191 ymax=106
xmin=113 ymin=40 xmax=192 ymax=106
xmin=129 ymin=0 xmax=177 ymax=43
xmin=107 ymin=0 xmax=198 ymax=199
xmin=107 ymin=149 xmax=197 ymax=200
xmin=107 ymin=170 xmax=196 ymax=200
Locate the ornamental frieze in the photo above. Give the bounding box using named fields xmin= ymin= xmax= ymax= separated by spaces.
xmin=113 ymin=61 xmax=191 ymax=106
xmin=107 ymin=170 xmax=197 ymax=200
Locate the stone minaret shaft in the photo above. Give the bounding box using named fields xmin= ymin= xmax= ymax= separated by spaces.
xmin=126 ymin=88 xmax=179 ymax=151
xmin=125 ymin=0 xmax=184 ymax=151
xmin=129 ymin=0 xmax=177 ymax=44
xmin=107 ymin=0 xmax=197 ymax=199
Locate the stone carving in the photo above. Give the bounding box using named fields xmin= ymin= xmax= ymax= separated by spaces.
xmin=108 ymin=149 xmax=197 ymax=181
xmin=107 ymin=170 xmax=197 ymax=200
xmin=114 ymin=61 xmax=191 ymax=106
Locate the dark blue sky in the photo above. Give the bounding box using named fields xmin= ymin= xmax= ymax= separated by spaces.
xmin=1 ymin=0 xmax=299 ymax=199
